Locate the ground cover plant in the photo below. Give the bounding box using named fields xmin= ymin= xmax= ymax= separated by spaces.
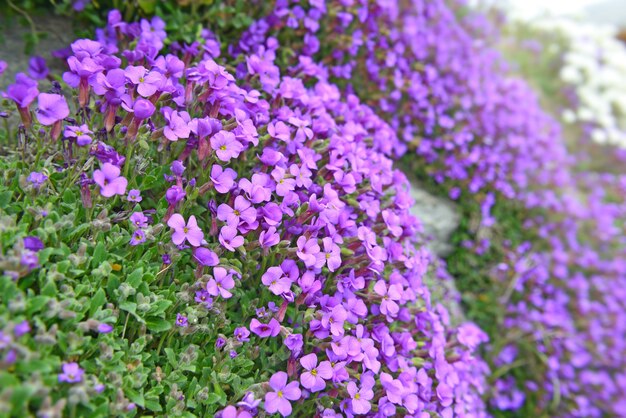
xmin=2 ymin=0 xmax=626 ymax=417
xmin=231 ymin=1 xmax=626 ymax=416
xmin=0 ymin=8 xmax=488 ymax=417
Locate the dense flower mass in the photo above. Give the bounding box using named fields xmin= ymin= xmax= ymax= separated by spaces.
xmin=234 ymin=0 xmax=626 ymax=416
xmin=0 ymin=6 xmax=489 ymax=417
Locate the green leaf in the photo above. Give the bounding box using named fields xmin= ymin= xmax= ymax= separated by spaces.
xmin=144 ymin=398 xmax=163 ymax=412
xmin=90 ymin=288 xmax=106 ymax=316
xmin=138 ymin=0 xmax=156 ymax=14
xmin=164 ymin=348 xmax=178 ymax=368
xmin=26 ymin=295 xmax=49 ymax=315
xmin=0 ymin=191 xmax=12 ymax=209
xmin=92 ymin=241 xmax=106 ymax=268
xmin=62 ymin=189 xmax=76 ymax=204
xmin=146 ymin=317 xmax=172 ymax=333
xmin=127 ymin=268 xmax=143 ymax=288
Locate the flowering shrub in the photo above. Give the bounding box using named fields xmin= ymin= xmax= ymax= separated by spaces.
xmin=0 ymin=9 xmax=489 ymax=418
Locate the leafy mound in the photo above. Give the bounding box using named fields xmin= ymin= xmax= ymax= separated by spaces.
xmin=0 ymin=10 xmax=487 ymax=417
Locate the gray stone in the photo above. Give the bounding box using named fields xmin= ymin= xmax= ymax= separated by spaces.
xmin=0 ymin=15 xmax=75 ymax=89
xmin=408 ymin=181 xmax=460 ymax=257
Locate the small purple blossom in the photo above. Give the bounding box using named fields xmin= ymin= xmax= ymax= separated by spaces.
xmin=206 ymin=267 xmax=235 ymax=299
xmin=219 ymin=226 xmax=244 ymax=252
xmin=211 ymin=131 xmax=244 ymax=162
xmin=27 ymin=172 xmax=48 ymax=188
xmin=36 ymin=93 xmax=70 ymax=126
xmin=28 ymin=56 xmax=49 ymax=80
xmin=250 ymin=318 xmax=280 ymax=338
xmin=93 ymin=163 xmax=128 ymax=197
xmin=167 ymin=214 xmax=204 ymax=247
xmin=176 ymin=313 xmax=188 ymax=328
xmin=264 ymin=372 xmax=301 ymax=417
xmin=127 ymin=189 xmax=142 ymax=202
xmin=64 ymin=124 xmax=93 ymax=146
xmin=58 ymin=362 xmax=84 ymax=383
xmin=23 ymin=236 xmax=44 ymax=252
xmin=129 ymin=212 xmax=149 ymax=228
xmin=129 ymin=229 xmax=146 ymax=246
xmin=299 ymin=353 xmax=333 ymax=392
xmin=193 ymin=247 xmax=219 ymax=266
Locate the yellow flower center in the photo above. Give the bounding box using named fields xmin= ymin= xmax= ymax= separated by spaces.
xmin=183 ymin=227 xmax=189 ymax=233
xmin=311 ymin=369 xmax=317 ymax=376
xmin=355 ymin=393 xmax=361 ymax=400
xmin=139 ymin=77 xmax=145 ymax=83
xmin=277 ymin=390 xmax=283 ymax=398
xmin=220 ymin=145 xmax=227 ymax=151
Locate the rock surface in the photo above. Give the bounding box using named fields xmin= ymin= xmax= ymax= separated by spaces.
xmin=0 ymin=15 xmax=74 ymax=89
xmin=409 ymin=181 xmax=460 ymax=257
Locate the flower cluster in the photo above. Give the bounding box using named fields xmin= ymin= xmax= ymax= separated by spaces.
xmin=235 ymin=0 xmax=626 ymax=416
xmin=0 ymin=7 xmax=487 ymax=417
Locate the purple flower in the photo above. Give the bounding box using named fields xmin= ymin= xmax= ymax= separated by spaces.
xmin=58 ymin=362 xmax=84 ymax=383
xmin=127 ymin=189 xmax=142 ymax=202
xmin=90 ymin=142 xmax=125 ymax=166
xmin=216 ymin=337 xmax=227 ymax=348
xmin=457 ymin=323 xmax=489 ymax=351
xmin=193 ymin=247 xmax=219 ymax=266
xmin=373 ymin=280 xmax=402 ymax=320
xmin=125 ymin=65 xmax=164 ymax=97
xmin=234 ymin=326 xmax=250 ymax=342
xmin=195 ymin=290 xmax=213 ymax=308
xmin=163 ymin=107 xmax=191 ymax=141
xmin=93 ymin=163 xmax=128 ymax=197
xmin=23 ymin=236 xmax=44 ymax=252
xmin=217 ymin=196 xmax=257 ymax=226
xmin=14 ymin=320 xmax=30 ymax=337
xmin=90 ymin=69 xmax=126 ymax=103
xmin=264 ymin=372 xmax=301 ymax=417
xmin=219 ymin=226 xmax=244 ymax=252
xmin=167 ymin=214 xmax=204 ymax=247
xmin=321 ymin=237 xmax=341 ymax=272
xmin=170 ymin=160 xmax=186 ymax=177
xmin=28 ymin=56 xmax=49 ymax=80
xmin=206 ymin=267 xmax=235 ymax=299
xmin=296 ymin=236 xmax=322 ymax=268
xmin=250 ymin=318 xmax=280 ymax=338
xmin=210 ymin=165 xmax=237 ymax=194
xmin=261 ymin=266 xmax=292 ymax=295
xmin=219 ymin=406 xmax=252 ymax=418
xmin=259 ymin=227 xmax=280 ymax=249
xmin=0 ymin=60 xmax=7 ymax=76
xmin=133 ymin=98 xmax=155 ymax=120
xmin=20 ymin=250 xmax=39 ymax=270
xmin=3 ymin=73 xmax=39 ymax=108
xmin=211 ymin=131 xmax=244 ymax=162
xmin=299 ymin=353 xmax=333 ymax=392
xmin=176 ymin=313 xmax=188 ymax=328
xmin=36 ymin=93 xmax=70 ymax=126
xmin=97 ymin=323 xmax=114 ymax=333
xmin=129 ymin=229 xmax=146 ymax=246
xmin=64 ymin=124 xmax=93 ymax=146
xmin=129 ymin=212 xmax=149 ymax=228
xmin=238 ymin=392 xmax=261 ymax=411
xmin=165 ymin=185 xmax=186 ymax=205
xmin=27 ymin=172 xmax=48 ymax=188
xmin=284 ymin=333 xmax=303 ymax=357
xmin=347 ymin=380 xmax=374 ymax=415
